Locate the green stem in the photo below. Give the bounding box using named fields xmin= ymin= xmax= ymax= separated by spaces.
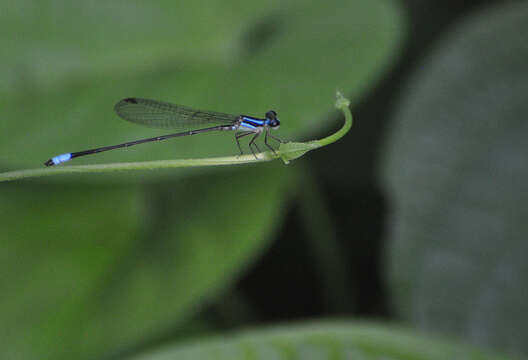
xmin=0 ymin=155 xmax=269 ymax=182
xmin=318 ymin=90 xmax=353 ymax=147
xmin=0 ymin=91 xmax=353 ymax=182
xmin=271 ymin=89 xmax=353 ymax=164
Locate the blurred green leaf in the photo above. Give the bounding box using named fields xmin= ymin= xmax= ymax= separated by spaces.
xmin=0 ymin=163 xmax=293 ymax=360
xmin=0 ymin=184 xmax=143 ymax=359
xmin=1 ymin=1 xmax=273 ymax=92
xmin=1 ymin=0 xmax=403 ymax=173
xmin=77 ymin=164 xmax=293 ymax=359
xmin=381 ymin=1 xmax=528 ymax=356
xmin=125 ymin=321 xmax=510 ymax=360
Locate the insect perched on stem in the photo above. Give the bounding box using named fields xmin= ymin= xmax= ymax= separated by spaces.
xmin=44 ymin=97 xmax=283 ymax=166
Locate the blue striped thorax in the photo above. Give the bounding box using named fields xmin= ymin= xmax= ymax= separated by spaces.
xmin=239 ymin=110 xmax=280 ymax=131
xmin=240 ymin=116 xmax=265 ymax=130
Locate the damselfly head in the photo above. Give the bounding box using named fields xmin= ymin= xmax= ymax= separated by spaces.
xmin=266 ymin=110 xmax=280 ymax=129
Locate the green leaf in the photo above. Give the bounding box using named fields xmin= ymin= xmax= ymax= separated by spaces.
xmin=0 ymin=164 xmax=293 ymax=360
xmin=125 ymin=321 xmax=510 ymax=360
xmin=381 ymin=1 xmax=528 ymax=356
xmin=75 ymin=164 xmax=294 ymax=358
xmin=0 ymin=184 xmax=143 ymax=359
xmin=1 ymin=0 xmax=403 ymax=175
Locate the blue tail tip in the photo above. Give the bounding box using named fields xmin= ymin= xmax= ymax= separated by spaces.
xmin=45 ymin=153 xmax=72 ymax=167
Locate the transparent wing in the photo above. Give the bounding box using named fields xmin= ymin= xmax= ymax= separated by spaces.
xmin=114 ymin=98 xmax=239 ymax=129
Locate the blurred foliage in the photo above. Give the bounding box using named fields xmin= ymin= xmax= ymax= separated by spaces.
xmin=1 ymin=0 xmax=524 ymax=359
xmin=381 ymin=1 xmax=528 ymax=357
xmin=1 ymin=164 xmax=293 ymax=359
xmin=0 ymin=184 xmax=143 ymax=359
xmin=127 ymin=322 xmax=510 ymax=360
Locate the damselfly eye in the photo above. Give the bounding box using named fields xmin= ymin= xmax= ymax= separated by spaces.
xmin=265 ymin=110 xmax=277 ymax=120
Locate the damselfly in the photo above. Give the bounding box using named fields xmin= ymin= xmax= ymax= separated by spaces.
xmin=44 ymin=97 xmax=282 ymax=166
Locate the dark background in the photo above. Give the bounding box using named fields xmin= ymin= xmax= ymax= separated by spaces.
xmin=227 ymin=0 xmax=498 ymax=322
